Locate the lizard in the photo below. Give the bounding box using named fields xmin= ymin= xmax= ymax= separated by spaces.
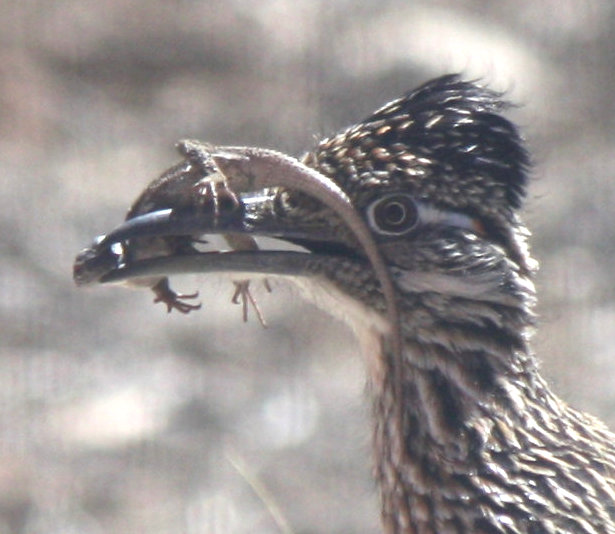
xmin=74 ymin=146 xmax=403 ymax=451
xmin=73 ymin=139 xmax=270 ymax=324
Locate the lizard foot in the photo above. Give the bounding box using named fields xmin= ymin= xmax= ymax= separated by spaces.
xmin=231 ymin=280 xmax=267 ymax=328
xmin=152 ymin=278 xmax=202 ymax=314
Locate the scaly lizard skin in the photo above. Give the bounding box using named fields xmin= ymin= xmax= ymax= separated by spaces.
xmin=74 ymin=139 xmax=270 ymax=323
xmin=74 ymin=144 xmax=403 ymax=487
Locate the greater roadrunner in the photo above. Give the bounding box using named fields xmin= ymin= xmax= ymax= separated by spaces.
xmin=74 ymin=75 xmax=615 ymax=533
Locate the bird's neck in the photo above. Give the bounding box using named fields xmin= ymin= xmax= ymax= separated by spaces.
xmin=370 ymin=272 xmax=564 ymax=533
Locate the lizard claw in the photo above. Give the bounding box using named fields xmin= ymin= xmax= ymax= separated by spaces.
xmin=152 ymin=278 xmax=202 ymax=314
xmin=231 ymin=280 xmax=267 ymax=328
xmin=192 ymin=179 xmax=240 ymax=217
xmin=263 ymin=278 xmax=272 ymax=293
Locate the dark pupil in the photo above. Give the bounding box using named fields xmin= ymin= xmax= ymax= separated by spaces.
xmin=375 ymin=195 xmax=417 ymax=232
xmin=382 ymin=202 xmax=406 ymax=225
xmin=371 ymin=194 xmax=418 ymax=234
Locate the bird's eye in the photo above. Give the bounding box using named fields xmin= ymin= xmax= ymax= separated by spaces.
xmin=367 ymin=194 xmax=419 ymax=236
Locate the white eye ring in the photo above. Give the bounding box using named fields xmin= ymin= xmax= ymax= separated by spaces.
xmin=366 ymin=194 xmax=480 ymax=237
xmin=366 ymin=193 xmax=419 ymax=236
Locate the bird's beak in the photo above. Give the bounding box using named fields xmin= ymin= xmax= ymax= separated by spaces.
xmin=73 ymin=187 xmax=360 ymax=287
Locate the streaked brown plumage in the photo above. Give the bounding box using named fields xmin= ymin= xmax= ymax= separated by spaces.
xmin=74 ymin=75 xmax=615 ymax=533
xmin=294 ymin=75 xmax=615 ymax=533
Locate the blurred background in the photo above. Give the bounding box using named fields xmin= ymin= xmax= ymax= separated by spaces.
xmin=3 ymin=1 xmax=615 ymax=532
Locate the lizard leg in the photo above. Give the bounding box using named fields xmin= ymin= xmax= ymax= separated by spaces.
xmin=152 ymin=278 xmax=202 ymax=314
xmin=231 ymin=280 xmax=268 ymax=328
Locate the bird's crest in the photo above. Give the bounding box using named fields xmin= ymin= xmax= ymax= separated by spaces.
xmin=309 ymin=75 xmax=529 ymax=228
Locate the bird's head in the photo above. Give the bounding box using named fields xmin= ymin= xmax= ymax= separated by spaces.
xmin=304 ymin=74 xmax=531 ymax=266
xmin=257 ymin=75 xmax=537 ymax=322
xmin=77 ymin=75 xmax=537 ymax=339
